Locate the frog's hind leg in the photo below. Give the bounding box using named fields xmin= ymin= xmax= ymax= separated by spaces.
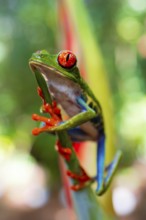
xmin=68 ymin=127 xmax=94 ymax=142
xmin=96 ymin=135 xmax=105 ymax=195
xmin=96 ymin=135 xmax=122 ymax=196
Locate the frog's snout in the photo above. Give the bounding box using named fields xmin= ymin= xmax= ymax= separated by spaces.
xmin=31 ymin=51 xmax=41 ymax=60
xmin=32 ymin=49 xmax=48 ymax=59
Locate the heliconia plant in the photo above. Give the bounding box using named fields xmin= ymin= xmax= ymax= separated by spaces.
xmin=28 ymin=0 xmax=122 ymax=219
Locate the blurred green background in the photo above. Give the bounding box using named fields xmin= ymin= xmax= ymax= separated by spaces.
xmin=0 ymin=0 xmax=146 ymax=219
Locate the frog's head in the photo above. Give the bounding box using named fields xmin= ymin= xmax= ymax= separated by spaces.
xmin=29 ymin=50 xmax=82 ymax=84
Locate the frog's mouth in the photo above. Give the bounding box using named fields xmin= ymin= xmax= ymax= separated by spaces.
xmin=29 ymin=61 xmax=82 ymax=102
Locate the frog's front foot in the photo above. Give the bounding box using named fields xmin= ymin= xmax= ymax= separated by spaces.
xmin=32 ymin=90 xmax=62 ymax=135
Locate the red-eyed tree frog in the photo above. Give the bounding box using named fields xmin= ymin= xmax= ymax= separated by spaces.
xmin=29 ymin=50 xmax=122 ymax=195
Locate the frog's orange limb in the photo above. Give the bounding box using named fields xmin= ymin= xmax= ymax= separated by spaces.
xmin=32 ymin=88 xmax=62 ymax=135
xmin=56 ymin=141 xmax=72 ymax=161
xmin=67 ymin=167 xmax=93 ymax=191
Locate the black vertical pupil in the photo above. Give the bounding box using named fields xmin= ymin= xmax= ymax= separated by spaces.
xmin=66 ymin=53 xmax=70 ymax=61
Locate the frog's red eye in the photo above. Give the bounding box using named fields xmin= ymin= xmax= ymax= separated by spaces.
xmin=57 ymin=50 xmax=77 ymax=69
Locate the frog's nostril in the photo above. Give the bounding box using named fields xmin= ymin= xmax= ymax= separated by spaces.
xmin=36 ymin=50 xmax=41 ymax=54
